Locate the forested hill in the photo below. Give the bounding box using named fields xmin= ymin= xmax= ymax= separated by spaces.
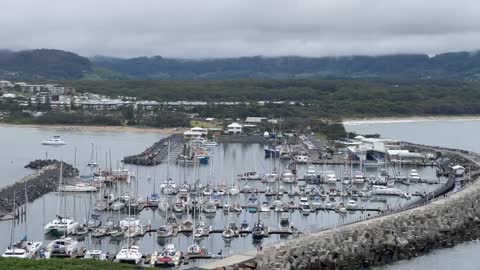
xmin=0 ymin=49 xmax=92 ymax=79
xmin=2 ymin=48 xmax=480 ymax=80
xmin=92 ymin=52 xmax=480 ymax=80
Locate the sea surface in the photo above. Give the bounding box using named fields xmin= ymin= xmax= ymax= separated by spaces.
xmin=0 ymin=124 xmax=448 ymax=267
xmin=345 ymin=118 xmax=480 ymax=270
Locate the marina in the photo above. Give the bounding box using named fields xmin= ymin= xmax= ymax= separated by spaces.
xmin=0 ymin=123 xmax=468 ymax=268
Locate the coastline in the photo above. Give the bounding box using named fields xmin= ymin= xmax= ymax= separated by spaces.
xmin=0 ymin=123 xmax=187 ymax=134
xmin=342 ymin=115 xmax=480 ymax=125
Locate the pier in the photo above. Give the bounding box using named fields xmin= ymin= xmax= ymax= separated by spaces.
xmin=122 ymin=133 xmax=184 ymax=166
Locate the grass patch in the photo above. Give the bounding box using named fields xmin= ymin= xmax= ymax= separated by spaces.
xmin=190 ymin=120 xmax=220 ymax=128
xmin=0 ymin=258 xmax=141 ymax=270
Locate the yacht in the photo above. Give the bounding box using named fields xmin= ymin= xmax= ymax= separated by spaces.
xmin=325 ymin=171 xmax=337 ymax=183
xmin=116 ymin=245 xmax=142 ymax=264
xmin=41 ymin=135 xmax=66 ymax=145
xmin=194 ymin=221 xmax=210 ymax=239
xmin=353 ymin=171 xmax=366 ymax=184
xmin=45 ymin=237 xmax=79 ymax=258
xmin=263 ymin=171 xmax=278 ymax=183
xmin=1 ymin=241 xmax=42 ymax=258
xmin=281 ymin=170 xmax=295 ymax=183
xmin=60 ymin=183 xmax=97 ymax=192
xmin=346 ymin=200 xmax=357 ymax=209
xmin=299 ymin=197 xmax=309 ymax=207
xmin=338 ymin=203 xmax=347 ymax=214
xmin=279 ymin=213 xmax=290 ymax=230
xmin=158 ymin=198 xmax=170 ymax=212
xmin=84 ymin=250 xmax=108 ymax=260
xmin=252 ymin=222 xmax=265 ymax=239
xmin=203 ymin=201 xmax=217 ymax=214
xmin=157 ymin=225 xmax=173 ymax=238
xmin=203 ymin=140 xmax=218 ymax=147
xmin=92 ymin=227 xmax=109 ymax=238
xmin=119 ymin=217 xmax=142 ymax=230
xmin=151 ymin=244 xmax=181 ymax=267
xmin=409 ymin=169 xmax=421 ymax=182
xmin=238 ymin=172 xmax=261 ymax=181
xmin=304 ymin=166 xmax=317 ymax=181
xmin=312 ymin=196 xmax=322 ymax=209
xmin=240 ymin=220 xmax=249 ymax=232
xmin=229 ymin=185 xmax=240 ymax=196
xmin=187 ymin=243 xmax=204 ymax=256
xmin=260 ymin=201 xmax=270 ymax=212
xmin=44 ymin=216 xmax=79 ymax=235
xmin=295 ymin=155 xmax=309 ymax=164
xmin=369 ymin=185 xmax=404 ymax=196
xmin=222 ymin=228 xmax=236 ymax=239
xmin=110 ymin=200 xmax=125 ymax=211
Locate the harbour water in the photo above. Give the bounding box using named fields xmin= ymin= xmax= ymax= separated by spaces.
xmin=345 ymin=118 xmax=480 ymax=270
xmin=0 ymin=123 xmax=448 ymax=267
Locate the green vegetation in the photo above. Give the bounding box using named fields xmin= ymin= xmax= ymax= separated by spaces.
xmin=0 ymin=258 xmax=139 ymax=270
xmin=67 ymin=78 xmax=480 ymax=118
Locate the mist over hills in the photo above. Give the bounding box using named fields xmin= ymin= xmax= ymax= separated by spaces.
xmin=1 ymin=49 xmax=480 ymax=80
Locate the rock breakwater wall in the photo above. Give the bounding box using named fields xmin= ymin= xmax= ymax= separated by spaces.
xmin=0 ymin=161 xmax=76 ymax=219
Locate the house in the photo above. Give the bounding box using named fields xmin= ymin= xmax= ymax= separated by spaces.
xmin=451 ymin=165 xmax=465 ymax=177
xmin=227 ymin=122 xmax=243 ymax=134
xmin=0 ymin=80 xmax=13 ymax=89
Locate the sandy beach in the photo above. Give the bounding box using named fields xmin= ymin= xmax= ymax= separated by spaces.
xmin=342 ymin=115 xmax=480 ymax=125
xmin=0 ymin=123 xmax=187 ymax=134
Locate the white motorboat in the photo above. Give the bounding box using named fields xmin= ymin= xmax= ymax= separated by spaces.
xmin=173 ymin=201 xmax=186 ymax=213
xmin=338 ymin=204 xmax=347 ymax=213
xmin=295 ymin=155 xmax=309 ymax=164
xmin=369 ymin=185 xmax=404 ymax=196
xmin=41 ymin=135 xmax=66 ymax=145
xmin=119 ymin=217 xmax=142 ymax=230
xmin=158 ymin=198 xmax=170 ymax=212
xmin=409 ymin=169 xmax=421 ymax=181
xmin=346 ymin=200 xmax=357 ymax=209
xmin=263 ymin=171 xmax=278 ymax=183
xmin=59 ymin=183 xmax=97 ymax=192
xmin=194 ymin=222 xmax=210 ymax=239
xmin=84 ymin=249 xmax=108 ymax=260
xmin=229 ymin=185 xmax=240 ymax=196
xmin=116 ymin=245 xmax=142 ymax=264
xmin=151 ymin=244 xmax=182 ymax=267
xmin=281 ymin=170 xmax=295 ymax=183
xmin=187 ymin=243 xmax=203 ymax=255
xmin=157 ymin=225 xmax=173 ymax=238
xmin=45 ymin=237 xmax=79 ymax=258
xmin=353 ymin=171 xmax=366 ymax=184
xmin=44 ymin=216 xmax=79 ymax=235
xmin=111 ymin=200 xmax=125 ymax=211
xmin=299 ymin=197 xmax=309 ymax=207
xmin=312 ymin=196 xmax=322 ymax=209
xmin=304 ymin=166 xmax=317 ymax=180
xmin=203 ymin=201 xmax=217 ymax=213
xmin=92 ymin=227 xmax=109 ymax=238
xmin=260 ymin=201 xmax=270 ymax=212
xmin=222 ymin=228 xmax=235 ymax=239
xmin=240 ymin=220 xmax=249 ymax=232
xmin=325 ymin=171 xmax=337 ymax=183
xmin=1 ymin=241 xmax=42 ymax=258
xmin=301 ymin=204 xmax=311 ymax=215
xmin=279 ymin=213 xmax=290 ymax=230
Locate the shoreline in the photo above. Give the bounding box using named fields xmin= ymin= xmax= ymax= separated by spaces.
xmin=342 ymin=115 xmax=480 ymax=125
xmin=0 ymin=123 xmax=187 ymax=134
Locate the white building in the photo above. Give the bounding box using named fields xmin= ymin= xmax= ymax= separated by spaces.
xmin=227 ymin=122 xmax=243 ymax=134
xmin=451 ymin=165 xmax=465 ymax=177
xmin=0 ymin=80 xmax=13 ymax=89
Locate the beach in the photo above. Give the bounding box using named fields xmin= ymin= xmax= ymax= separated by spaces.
xmin=0 ymin=123 xmax=187 ymax=134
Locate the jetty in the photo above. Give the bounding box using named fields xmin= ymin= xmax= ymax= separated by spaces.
xmin=0 ymin=160 xmax=77 ymax=220
xmin=122 ymin=133 xmax=184 ymax=166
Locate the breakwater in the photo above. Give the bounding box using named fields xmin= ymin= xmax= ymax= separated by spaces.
xmin=202 ymin=143 xmax=480 ymax=270
xmin=122 ymin=133 xmax=184 ymax=166
xmin=0 ymin=160 xmax=77 ymax=219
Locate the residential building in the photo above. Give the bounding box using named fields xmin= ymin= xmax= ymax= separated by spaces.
xmin=227 ymin=122 xmax=243 ymax=134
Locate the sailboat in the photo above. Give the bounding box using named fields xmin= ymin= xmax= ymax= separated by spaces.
xmin=2 ymin=188 xmax=42 ymax=258
xmin=116 ymin=178 xmax=143 ymax=264
xmin=44 ymin=161 xmax=79 ymax=235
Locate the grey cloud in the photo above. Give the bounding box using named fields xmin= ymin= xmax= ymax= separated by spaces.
xmin=1 ymin=0 xmax=480 ymax=58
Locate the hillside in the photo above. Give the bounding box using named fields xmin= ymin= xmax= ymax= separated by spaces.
xmin=1 ymin=49 xmax=480 ymax=80
xmin=0 ymin=49 xmax=92 ymax=79
xmin=92 ymin=52 xmax=480 ymax=80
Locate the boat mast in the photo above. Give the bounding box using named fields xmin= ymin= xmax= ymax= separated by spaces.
xmin=24 ymin=181 xmax=28 ymax=241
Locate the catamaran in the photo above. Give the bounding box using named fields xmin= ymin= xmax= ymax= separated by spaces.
xmin=41 ymin=135 xmax=66 ymax=145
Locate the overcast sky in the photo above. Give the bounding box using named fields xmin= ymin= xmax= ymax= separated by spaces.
xmin=2 ymin=0 xmax=480 ymax=58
